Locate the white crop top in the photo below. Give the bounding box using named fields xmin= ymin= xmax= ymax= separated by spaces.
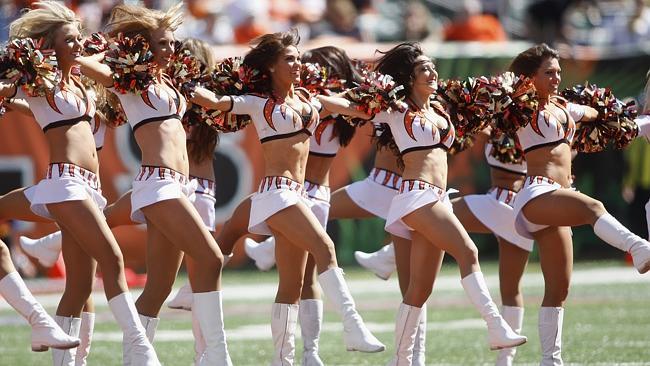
xmin=309 ymin=117 xmax=341 ymax=157
xmin=373 ymin=100 xmax=455 ymax=154
xmin=228 ymin=88 xmax=320 ymax=143
xmin=14 ymin=77 xmax=96 ymax=132
xmin=484 ymin=142 xmax=527 ymax=175
xmin=516 ymin=98 xmax=585 ymax=152
xmin=109 ymin=78 xmax=186 ymax=132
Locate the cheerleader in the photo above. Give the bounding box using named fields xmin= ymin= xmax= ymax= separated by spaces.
xmin=320 ymin=42 xmax=526 ymax=364
xmin=0 ymin=2 xmax=159 ymax=365
xmin=508 ymin=44 xmax=650 ymax=365
xmin=77 ymin=4 xmax=231 ymax=365
xmin=636 ymin=71 xmax=650 ymax=237
xmin=190 ymin=30 xmax=385 ymax=363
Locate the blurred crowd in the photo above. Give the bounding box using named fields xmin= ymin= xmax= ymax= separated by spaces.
xmin=1 ymin=0 xmax=649 ymax=47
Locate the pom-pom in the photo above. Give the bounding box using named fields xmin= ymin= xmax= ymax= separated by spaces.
xmin=561 ymin=84 xmax=638 ymax=152
xmin=83 ymin=33 xmax=109 ymax=56
xmin=488 ymin=129 xmax=525 ymax=165
xmin=448 ymin=134 xmax=476 ymax=155
xmin=436 ymin=76 xmax=493 ymax=136
xmin=103 ymin=34 xmax=157 ymax=94
xmin=489 ymin=72 xmax=538 ymax=133
xmin=203 ymin=57 xmax=264 ymax=95
xmin=166 ymin=41 xmax=205 ymax=99
xmin=183 ymin=103 xmax=252 ymax=133
xmin=299 ymin=62 xmax=345 ymax=95
xmin=344 ymin=71 xmax=405 ymax=116
xmin=98 ymin=99 xmax=127 ymax=127
xmin=1 ymin=38 xmax=60 ymax=97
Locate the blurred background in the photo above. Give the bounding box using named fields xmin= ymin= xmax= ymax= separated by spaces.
xmin=0 ymin=0 xmax=649 ymax=280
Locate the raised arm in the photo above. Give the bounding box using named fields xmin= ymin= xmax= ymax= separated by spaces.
xmin=77 ymin=53 xmax=113 ymax=87
xmin=317 ymin=94 xmax=371 ymax=120
xmin=190 ymin=87 xmax=233 ymax=111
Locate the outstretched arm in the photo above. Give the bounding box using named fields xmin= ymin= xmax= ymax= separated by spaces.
xmin=317 ymin=94 xmax=371 ymax=120
xmin=189 ymin=87 xmax=233 ymax=111
xmin=78 ymin=54 xmax=113 ymax=87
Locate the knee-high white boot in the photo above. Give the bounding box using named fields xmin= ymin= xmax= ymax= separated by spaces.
xmin=168 ymin=283 xmax=193 ymax=311
xmin=0 ymin=272 xmax=79 ymax=352
xmin=192 ymin=310 xmax=207 ymax=364
xmin=271 ymin=303 xmax=299 ymax=366
xmin=495 ymin=306 xmax=524 ymax=366
xmin=594 ymin=213 xmax=650 ymax=273
xmin=386 ymin=303 xmax=422 ymax=366
xmin=461 ymin=272 xmax=527 ymax=350
xmin=411 ymin=303 xmax=427 ymax=366
xmin=194 ymin=291 xmax=232 ymax=366
xmin=299 ymin=299 xmax=324 ymax=366
xmin=646 ymin=200 xmax=650 ymax=241
xmin=539 ymin=307 xmax=564 ymax=366
xmin=354 ymin=243 xmax=396 ymax=280
xmin=139 ymin=315 xmax=160 ymax=343
xmin=108 ymin=293 xmax=160 ymax=366
xmin=19 ymin=231 xmax=63 ymax=268
xmin=74 ymin=312 xmax=95 ymax=366
xmin=244 ymin=237 xmax=276 ymax=271
xmin=52 ymin=316 xmax=80 ymax=366
xmin=317 ymin=268 xmax=385 ymax=353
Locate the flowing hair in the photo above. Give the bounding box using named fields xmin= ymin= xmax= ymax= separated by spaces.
xmin=182 ymin=38 xmax=219 ymax=164
xmin=242 ymin=29 xmax=300 ymax=94
xmin=9 ymin=1 xmax=81 ymax=47
xmin=105 ymin=2 xmax=183 ymax=39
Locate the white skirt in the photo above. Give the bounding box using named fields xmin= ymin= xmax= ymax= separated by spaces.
xmin=344 ymin=168 xmax=401 ymax=219
xmin=464 ymin=187 xmax=534 ymax=252
xmin=305 ymin=180 xmax=331 ymax=228
xmin=513 ymin=176 xmax=563 ymax=239
xmin=385 ymin=180 xmax=454 ymax=239
xmin=24 ymin=163 xmax=107 ymax=220
xmin=249 ymin=176 xmax=313 ymax=236
xmin=131 ymin=166 xmax=197 ymax=224
xmin=191 ymin=176 xmax=217 ymax=231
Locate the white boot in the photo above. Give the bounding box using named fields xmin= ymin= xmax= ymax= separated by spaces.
xmin=299 ymin=299 xmax=324 ymax=366
xmin=139 ymin=315 xmax=160 ymax=343
xmin=168 ymin=283 xmax=193 ymax=311
xmin=495 ymin=306 xmax=524 ymax=366
xmin=646 ymin=199 xmax=650 ymax=241
xmin=194 ymin=291 xmax=232 ymax=366
xmin=635 ymin=114 xmax=650 ymax=141
xmin=411 ymin=303 xmax=427 ymax=366
xmin=271 ymin=303 xmax=299 ymax=366
xmin=19 ymin=231 xmax=63 ymax=268
xmin=386 ymin=303 xmax=422 ymax=366
xmin=52 ymin=316 xmax=80 ymax=366
xmin=594 ymin=213 xmax=650 ymax=273
xmin=317 ymin=268 xmax=385 ymax=353
xmin=0 ymin=272 xmax=79 ymax=352
xmin=460 ymin=272 xmax=527 ymax=350
xmin=354 ymin=244 xmax=396 ymax=280
xmin=108 ymin=293 xmax=160 ymax=366
xmin=539 ymin=307 xmax=564 ymax=366
xmin=192 ymin=310 xmax=207 ymax=365
xmin=74 ymin=312 xmax=95 ymax=366
xmin=244 ymin=236 xmax=276 ymax=271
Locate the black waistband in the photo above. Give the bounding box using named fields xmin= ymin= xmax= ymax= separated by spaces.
xmin=42 ymin=115 xmax=92 ymax=132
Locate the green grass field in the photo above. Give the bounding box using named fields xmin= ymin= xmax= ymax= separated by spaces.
xmin=1 ymin=261 xmax=649 ymax=365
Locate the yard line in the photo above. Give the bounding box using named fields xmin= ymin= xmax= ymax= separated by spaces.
xmin=0 ymin=266 xmax=646 ymax=311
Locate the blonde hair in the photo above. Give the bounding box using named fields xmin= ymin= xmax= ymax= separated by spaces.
xmin=9 ymin=1 xmax=81 ymax=48
xmin=181 ymin=38 xmax=217 ymax=72
xmin=105 ymin=2 xmax=184 ymax=39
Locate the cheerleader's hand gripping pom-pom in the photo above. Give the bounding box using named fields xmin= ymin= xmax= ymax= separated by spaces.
xmin=103 ymin=34 xmax=157 ymax=94
xmin=166 ymin=42 xmax=205 ymax=99
xmin=561 ymin=84 xmax=638 ymax=153
xmin=345 ymin=71 xmax=405 ymax=116
xmin=300 ymin=62 xmax=345 ymax=95
xmin=489 ymin=72 xmax=538 ymax=133
xmin=436 ymin=76 xmax=494 ymax=136
xmin=83 ymin=33 xmax=109 ymax=56
xmin=488 ymin=128 xmax=525 ymax=165
xmin=1 ymin=38 xmax=60 ymax=97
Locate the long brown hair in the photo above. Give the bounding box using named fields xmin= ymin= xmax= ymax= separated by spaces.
xmin=182 ymin=38 xmax=219 ymax=164
xmin=242 ymin=29 xmax=300 ymax=94
xmin=508 ymin=43 xmax=560 ymax=77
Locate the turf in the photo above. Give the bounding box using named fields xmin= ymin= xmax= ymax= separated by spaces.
xmin=1 ymin=261 xmax=649 ymax=365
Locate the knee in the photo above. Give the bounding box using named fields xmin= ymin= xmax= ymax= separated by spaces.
xmin=277 ymin=280 xmax=304 ymax=303
xmin=197 ymin=248 xmax=224 ymax=273
xmin=586 ymin=199 xmax=606 ymax=221
xmin=545 ymin=284 xmax=569 ymax=304
xmin=499 ymin=285 xmax=522 ymax=305
xmin=456 ymin=243 xmax=479 ymax=266
xmin=99 ymin=249 xmax=125 ymax=277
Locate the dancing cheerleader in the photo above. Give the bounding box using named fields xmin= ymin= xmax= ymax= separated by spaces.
xmin=0 ymin=2 xmax=159 ymax=365
xmin=320 ymin=42 xmax=527 ymax=364
xmin=189 ymin=30 xmax=385 ymax=363
xmin=77 ymin=3 xmax=234 ymax=365
xmin=508 ymin=43 xmax=650 ymax=365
